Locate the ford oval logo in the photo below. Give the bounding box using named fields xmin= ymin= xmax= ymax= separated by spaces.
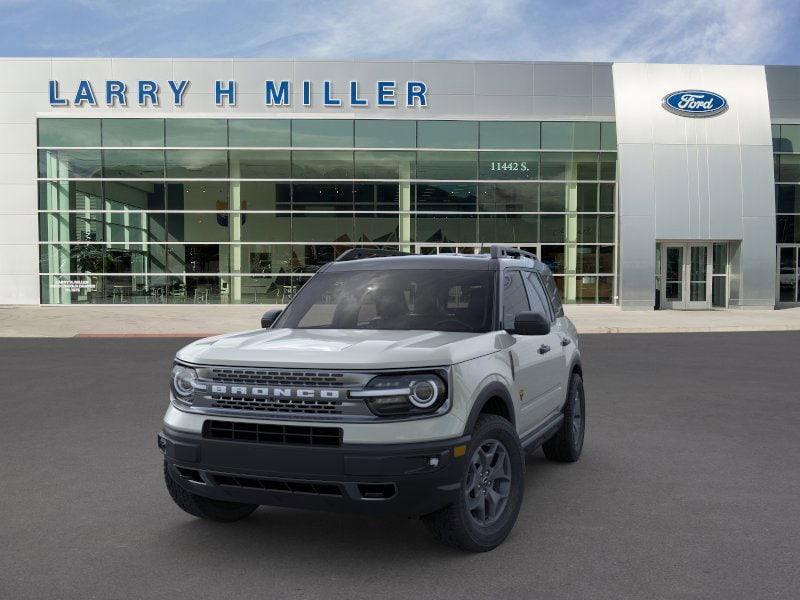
xmin=662 ymin=90 xmax=728 ymax=117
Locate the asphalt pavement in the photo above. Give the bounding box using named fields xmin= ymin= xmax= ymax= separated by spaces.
xmin=1 ymin=333 xmax=799 ymax=599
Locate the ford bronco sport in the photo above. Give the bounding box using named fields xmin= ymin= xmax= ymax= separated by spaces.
xmin=159 ymin=245 xmax=585 ymax=551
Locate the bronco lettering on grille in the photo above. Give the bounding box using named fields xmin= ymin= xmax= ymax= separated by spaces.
xmin=209 ymin=384 xmax=342 ymax=400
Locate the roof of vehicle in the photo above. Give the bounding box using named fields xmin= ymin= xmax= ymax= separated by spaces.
xmin=322 ymin=246 xmax=547 ymax=273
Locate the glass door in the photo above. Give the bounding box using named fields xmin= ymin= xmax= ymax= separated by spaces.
xmin=661 ymin=245 xmax=685 ymax=309
xmin=659 ymin=242 xmax=712 ymax=309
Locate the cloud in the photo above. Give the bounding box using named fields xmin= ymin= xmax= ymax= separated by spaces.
xmin=0 ymin=0 xmax=796 ymax=65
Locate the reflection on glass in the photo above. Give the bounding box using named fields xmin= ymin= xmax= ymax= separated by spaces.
xmin=103 ymin=119 xmax=164 ymax=147
xmin=292 ymin=150 xmax=353 ymax=178
xmin=417 ymin=121 xmax=478 ymax=149
xmin=38 ymin=149 xmax=102 ymax=178
xmin=166 ymin=150 xmax=227 ymax=178
xmin=103 ymin=150 xmax=164 ymax=178
xmin=355 ymin=120 xmax=416 ymax=148
xmin=39 ymin=119 xmax=100 ymax=147
xmin=415 ymin=183 xmax=477 ymax=211
xmin=229 ymin=120 xmax=290 ymax=147
xmin=354 ymin=151 xmax=415 ymax=179
xmin=479 ymin=152 xmax=539 ymax=180
xmin=479 ymin=122 xmax=540 ymax=149
xmin=416 ymin=151 xmax=477 ymax=180
xmin=478 ymin=183 xmax=538 ymax=212
xmin=166 ymin=119 xmax=227 ymax=147
xmin=229 ymin=150 xmax=290 ymax=178
xmin=415 ymin=214 xmax=477 ymax=243
xmin=292 ymin=120 xmax=353 ymax=147
xmin=478 ymin=214 xmax=538 ymax=243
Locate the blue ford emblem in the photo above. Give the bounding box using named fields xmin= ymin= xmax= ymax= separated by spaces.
xmin=662 ymin=90 xmax=728 ymax=117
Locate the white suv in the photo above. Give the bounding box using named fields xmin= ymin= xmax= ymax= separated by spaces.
xmin=159 ymin=245 xmax=585 ymax=551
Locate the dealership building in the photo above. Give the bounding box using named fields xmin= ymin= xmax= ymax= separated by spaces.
xmin=1 ymin=58 xmax=799 ymax=310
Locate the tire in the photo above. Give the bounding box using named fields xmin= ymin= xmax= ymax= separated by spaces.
xmin=163 ymin=462 xmax=258 ymax=522
xmin=542 ymin=372 xmax=585 ymax=463
xmin=422 ymin=415 xmax=524 ymax=552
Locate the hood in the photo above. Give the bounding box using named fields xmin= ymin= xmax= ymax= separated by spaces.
xmin=176 ymin=328 xmax=502 ymax=369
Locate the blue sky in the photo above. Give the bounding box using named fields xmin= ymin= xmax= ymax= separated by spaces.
xmin=1 ymin=0 xmax=798 ymax=65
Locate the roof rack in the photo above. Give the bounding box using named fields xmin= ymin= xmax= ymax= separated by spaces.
xmin=335 ymin=248 xmax=411 ymax=262
xmin=489 ymin=245 xmax=538 ymax=261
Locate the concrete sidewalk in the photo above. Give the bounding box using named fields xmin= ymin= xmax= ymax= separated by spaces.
xmin=3 ymin=303 xmax=800 ymax=337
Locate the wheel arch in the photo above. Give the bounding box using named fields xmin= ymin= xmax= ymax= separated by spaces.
xmin=463 ymin=382 xmax=516 ymax=434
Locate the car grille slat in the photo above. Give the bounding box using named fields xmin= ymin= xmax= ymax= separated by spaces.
xmin=208 ymin=368 xmax=348 ymax=388
xmin=203 ymin=419 xmax=343 ymax=447
xmin=209 ymin=395 xmax=342 ymax=414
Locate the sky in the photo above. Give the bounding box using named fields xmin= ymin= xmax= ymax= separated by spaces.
xmin=1 ymin=0 xmax=798 ymax=65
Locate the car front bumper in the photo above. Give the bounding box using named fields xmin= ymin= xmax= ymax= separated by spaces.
xmin=159 ymin=425 xmax=470 ymax=516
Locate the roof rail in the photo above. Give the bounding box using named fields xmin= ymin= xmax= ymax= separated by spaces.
xmin=335 ymin=247 xmax=411 ymax=262
xmin=489 ymin=245 xmax=538 ymax=261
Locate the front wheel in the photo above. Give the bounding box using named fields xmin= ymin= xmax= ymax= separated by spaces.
xmin=542 ymin=372 xmax=585 ymax=462
xmin=164 ymin=462 xmax=258 ymax=522
xmin=422 ymin=415 xmax=524 ymax=552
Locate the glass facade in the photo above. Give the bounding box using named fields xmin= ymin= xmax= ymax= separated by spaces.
xmin=774 ymin=124 xmax=800 ymax=303
xmin=37 ymin=118 xmax=617 ymax=304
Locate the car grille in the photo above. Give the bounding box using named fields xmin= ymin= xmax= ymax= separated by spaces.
xmin=203 ymin=419 xmax=343 ymax=447
xmin=207 ymin=368 xmax=348 ymax=388
xmin=210 ymin=474 xmax=343 ymax=497
xmin=210 ymin=395 xmax=342 ymax=415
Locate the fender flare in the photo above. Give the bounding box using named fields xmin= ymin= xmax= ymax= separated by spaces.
xmin=463 ymin=381 xmax=516 ymax=434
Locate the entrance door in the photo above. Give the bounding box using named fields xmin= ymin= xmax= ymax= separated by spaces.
xmin=660 ymin=243 xmax=712 ymax=309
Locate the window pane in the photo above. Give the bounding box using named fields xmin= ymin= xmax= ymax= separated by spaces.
xmin=241 ymin=212 xmax=291 ymax=242
xmin=167 ymin=244 xmax=229 ymax=273
xmin=598 ymin=215 xmax=614 ymax=242
xmin=355 ymin=120 xmax=415 ymax=148
xmin=598 ymin=245 xmax=614 ymax=273
xmin=415 ymin=214 xmax=477 ymax=243
xmin=541 ymin=122 xmax=573 ymax=150
xmin=502 ymin=271 xmax=530 ymax=329
xmin=539 ymin=183 xmax=566 ymax=212
xmin=597 ymin=276 xmax=613 ymax=303
xmin=779 ymin=155 xmax=800 ymax=182
xmin=355 ymin=213 xmax=400 ymax=243
xmin=39 ymin=212 xmax=105 ymax=243
xmin=39 ymin=119 xmax=100 ymax=147
xmin=780 ymin=125 xmax=800 ymax=153
xmin=576 ymin=245 xmax=597 ymax=273
xmin=415 ymin=183 xmax=476 ymax=211
xmin=575 ymin=153 xmax=599 ymax=180
xmin=292 ymin=150 xmax=353 ymax=178
xmin=540 ymin=152 xmax=570 ymax=180
xmin=599 ymin=183 xmax=615 ymax=212
xmin=291 ymin=120 xmax=353 ymax=147
xmin=776 ymin=185 xmax=800 ymax=213
xmin=540 ymin=245 xmax=565 ymax=273
xmin=478 ymin=183 xmax=538 ymax=212
xmin=102 ymin=119 xmax=164 ymax=147
xmin=167 ymin=182 xmax=229 ymax=211
xmin=777 ymin=215 xmax=800 ymax=243
xmin=292 ymin=213 xmax=354 ymax=242
xmin=713 ymin=243 xmax=727 ymax=274
xmin=575 ymin=275 xmax=597 ymax=303
xmin=574 ymin=122 xmax=601 ymax=150
xmin=239 ymin=181 xmax=291 ymax=210
xmin=105 ymin=181 xmax=165 ymax=210
xmin=416 ymin=151 xmax=477 ymax=179
xmin=577 ymin=183 xmax=598 ymax=212
xmin=600 ymin=153 xmax=616 ymax=180
xmin=229 ymin=150 xmax=290 ymax=178
xmin=354 ymin=183 xmax=402 ymax=211
xmin=166 ymin=119 xmax=227 ymax=147
xmin=479 ymin=152 xmax=539 ymax=179
xmin=540 ymin=215 xmax=566 ymax=243
xmin=103 ymin=150 xmax=164 ymax=178
xmin=166 ymin=150 xmax=227 ymax=178
xmin=168 ymin=213 xmax=230 ymax=243
xmin=229 ymin=120 xmax=290 ymax=147
xmin=577 ymin=214 xmax=597 ymax=242
xmin=479 ymin=122 xmax=540 ymax=149
xmin=39 ymin=181 xmax=104 ymax=210
xmin=292 ymin=183 xmax=354 ymax=211
xmin=417 ymin=121 xmax=478 ymax=149
xmin=600 ymin=123 xmax=617 ymax=151
xmin=478 ymin=214 xmax=538 ymax=243
xmin=38 ymin=149 xmax=102 ymax=178
xmin=354 ymin=151 xmax=415 ymax=179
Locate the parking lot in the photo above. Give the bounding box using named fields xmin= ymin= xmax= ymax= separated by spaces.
xmin=2 ymin=332 xmax=799 ymax=599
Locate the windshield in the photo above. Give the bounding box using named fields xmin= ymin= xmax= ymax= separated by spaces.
xmin=275 ymin=269 xmax=496 ymax=333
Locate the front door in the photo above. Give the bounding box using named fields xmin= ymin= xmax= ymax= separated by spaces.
xmin=660 ymin=243 xmax=712 ymax=309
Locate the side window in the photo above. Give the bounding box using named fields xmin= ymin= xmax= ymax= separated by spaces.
xmin=522 ymin=271 xmax=552 ymax=321
xmin=541 ymin=269 xmax=564 ymax=318
xmin=502 ymin=270 xmax=531 ymax=330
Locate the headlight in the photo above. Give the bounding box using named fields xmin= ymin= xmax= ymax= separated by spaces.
xmin=171 ymin=364 xmax=198 ymax=406
xmin=350 ymin=373 xmax=447 ymax=417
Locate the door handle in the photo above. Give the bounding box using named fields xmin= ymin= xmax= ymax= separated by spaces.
xmin=538 ymin=344 xmax=551 ymax=354
xmin=560 ymin=337 xmax=571 ymax=346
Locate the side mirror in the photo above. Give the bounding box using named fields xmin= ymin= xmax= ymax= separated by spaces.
xmin=512 ymin=311 xmax=551 ymax=336
xmin=260 ymin=309 xmax=283 ymax=329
